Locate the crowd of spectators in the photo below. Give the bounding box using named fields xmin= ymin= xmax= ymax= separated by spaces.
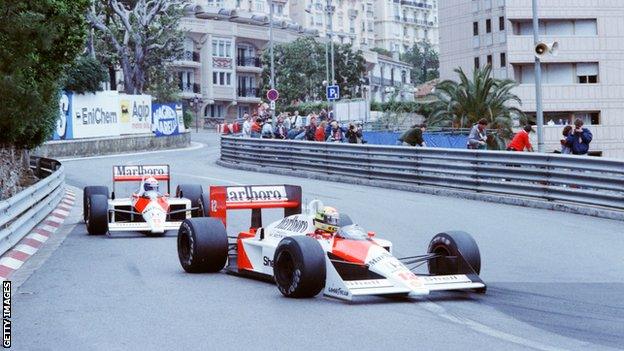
xmin=238 ymin=109 xmax=365 ymax=144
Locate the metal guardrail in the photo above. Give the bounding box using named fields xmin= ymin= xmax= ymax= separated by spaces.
xmin=220 ymin=136 xmax=624 ymax=212
xmin=0 ymin=157 xmax=64 ymax=255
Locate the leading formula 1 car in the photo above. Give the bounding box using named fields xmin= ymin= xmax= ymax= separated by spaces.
xmin=83 ymin=164 xmax=209 ymax=236
xmin=176 ymin=184 xmax=485 ymax=300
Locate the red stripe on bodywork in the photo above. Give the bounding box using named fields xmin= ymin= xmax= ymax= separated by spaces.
xmin=134 ymin=198 xmax=150 ymax=213
xmin=331 ymin=237 xmax=373 ymax=264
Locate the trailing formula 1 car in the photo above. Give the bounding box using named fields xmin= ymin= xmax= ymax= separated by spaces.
xmin=177 ymin=184 xmax=486 ymax=300
xmin=83 ymin=164 xmax=208 ymax=236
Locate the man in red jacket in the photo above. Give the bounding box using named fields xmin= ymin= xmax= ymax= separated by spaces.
xmin=507 ymin=125 xmax=534 ymax=152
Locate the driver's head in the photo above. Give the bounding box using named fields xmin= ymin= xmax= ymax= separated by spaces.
xmin=314 ymin=206 xmax=340 ymax=233
xmin=144 ymin=177 xmax=159 ymax=192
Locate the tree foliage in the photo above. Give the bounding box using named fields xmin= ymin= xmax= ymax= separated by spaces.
xmin=62 ymin=55 xmax=108 ymax=94
xmin=261 ymin=37 xmax=366 ymax=106
xmin=88 ymin=0 xmax=187 ymax=94
xmin=0 ymin=0 xmax=90 ymax=149
xmin=370 ymin=47 xmax=392 ymax=57
xmin=428 ymin=66 xmax=524 ymax=149
xmin=401 ymin=41 xmax=439 ymax=85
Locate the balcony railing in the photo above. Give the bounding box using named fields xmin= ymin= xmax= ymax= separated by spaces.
xmin=237 ymin=87 xmax=259 ymax=98
xmin=181 ymin=51 xmax=200 ymax=62
xmin=180 ymin=83 xmax=201 ymax=94
xmin=236 ymin=56 xmax=262 ymax=67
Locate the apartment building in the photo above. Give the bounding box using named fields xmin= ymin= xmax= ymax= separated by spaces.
xmin=374 ymin=0 xmax=439 ymax=54
xmin=439 ymin=0 xmax=624 ymax=158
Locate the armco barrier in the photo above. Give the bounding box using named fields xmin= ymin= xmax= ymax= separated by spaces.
xmin=218 ymin=136 xmax=624 ymax=220
xmin=0 ymin=157 xmax=64 ymax=255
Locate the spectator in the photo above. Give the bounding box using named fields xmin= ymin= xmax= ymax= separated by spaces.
xmin=507 ymin=125 xmax=534 ymax=152
xmin=327 ymin=121 xmax=344 ymax=142
xmin=291 ymin=110 xmax=303 ymax=128
xmin=319 ymin=109 xmax=328 ymax=122
xmin=250 ymin=117 xmax=262 ymax=138
xmin=242 ymin=113 xmax=251 ymax=138
xmin=566 ymin=119 xmax=593 ymax=155
xmin=346 ymin=123 xmax=363 ymax=144
xmin=560 ymin=125 xmax=573 ymax=154
xmin=397 ymin=123 xmax=427 ymax=147
xmin=467 ymin=119 xmax=488 ymax=150
xmin=274 ymin=118 xmax=287 ymax=139
xmin=304 ymin=116 xmax=318 ymax=141
xmin=282 ymin=112 xmax=292 ymax=130
xmin=315 ymin=121 xmax=327 ymax=142
xmin=261 ymin=119 xmax=274 ymax=139
xmin=288 ymin=126 xmax=305 ymax=140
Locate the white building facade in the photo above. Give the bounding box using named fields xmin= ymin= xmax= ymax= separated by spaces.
xmin=374 ymin=0 xmax=439 ymax=54
xmin=439 ymin=0 xmax=624 ymax=158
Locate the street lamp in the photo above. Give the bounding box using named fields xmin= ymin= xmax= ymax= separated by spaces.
xmin=269 ymin=0 xmax=275 ymax=126
xmin=190 ymin=96 xmax=202 ymax=133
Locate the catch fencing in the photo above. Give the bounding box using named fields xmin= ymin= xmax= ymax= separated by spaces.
xmin=0 ymin=157 xmax=64 ymax=255
xmin=220 ymin=136 xmax=624 ymax=217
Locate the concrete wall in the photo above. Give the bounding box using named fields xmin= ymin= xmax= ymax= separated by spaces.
xmin=33 ymin=132 xmax=191 ymax=159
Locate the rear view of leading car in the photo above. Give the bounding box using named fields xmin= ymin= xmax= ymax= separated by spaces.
xmin=176 ymin=184 xmax=486 ymax=301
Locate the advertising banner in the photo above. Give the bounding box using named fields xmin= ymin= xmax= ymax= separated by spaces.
xmin=53 ymin=92 xmax=74 ymax=140
xmin=119 ymin=94 xmax=152 ymax=134
xmin=71 ymin=91 xmax=121 ymax=139
xmin=152 ymin=103 xmax=185 ymax=137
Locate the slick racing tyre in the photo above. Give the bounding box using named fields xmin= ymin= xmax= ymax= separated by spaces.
xmin=427 ymin=231 xmax=481 ymax=275
xmin=198 ymin=192 xmax=210 ymax=217
xmin=177 ymin=218 xmax=227 ymax=273
xmin=86 ymin=194 xmax=109 ymax=235
xmin=273 ymin=236 xmax=326 ymax=298
xmin=83 ymin=186 xmax=108 ymax=222
xmin=176 ymin=184 xmax=203 ymax=217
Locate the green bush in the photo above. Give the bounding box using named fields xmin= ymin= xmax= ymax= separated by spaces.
xmin=183 ymin=108 xmax=193 ymax=129
xmin=62 ymin=55 xmax=107 ymax=94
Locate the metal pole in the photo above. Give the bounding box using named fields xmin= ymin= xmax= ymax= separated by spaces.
xmin=269 ymin=1 xmax=276 ymax=126
xmin=532 ymin=0 xmax=544 ymax=152
xmin=327 ymin=0 xmax=335 ymax=117
xmin=195 ymin=104 xmax=199 ymax=133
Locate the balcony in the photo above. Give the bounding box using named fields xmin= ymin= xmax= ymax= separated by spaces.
xmin=236 ymin=56 xmax=263 ymax=73
xmin=174 ymin=51 xmax=201 ymax=68
xmin=179 ymin=83 xmax=201 ymax=98
xmin=237 ymin=87 xmax=261 ymax=102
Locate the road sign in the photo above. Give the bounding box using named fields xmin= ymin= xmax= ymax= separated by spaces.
xmin=267 ymin=89 xmax=279 ymax=101
xmin=270 ymin=101 xmax=276 ymax=110
xmin=327 ymin=85 xmax=340 ymax=101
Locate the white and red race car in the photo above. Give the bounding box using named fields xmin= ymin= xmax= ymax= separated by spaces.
xmin=177 ymin=184 xmax=486 ymax=300
xmin=83 ymin=165 xmax=208 ymax=236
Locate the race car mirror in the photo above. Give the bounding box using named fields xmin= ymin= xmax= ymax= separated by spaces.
xmin=209 ymin=185 xmax=302 ymax=228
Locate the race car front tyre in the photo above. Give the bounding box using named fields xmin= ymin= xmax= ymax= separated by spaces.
xmin=177 ymin=218 xmax=227 ymax=273
xmin=273 ymin=236 xmax=326 ymax=298
xmin=427 ymin=231 xmax=481 ymax=275
xmin=86 ymin=194 xmax=108 ymax=235
xmin=83 ymin=186 xmax=108 ymax=222
xmin=176 ymin=184 xmax=203 ymax=217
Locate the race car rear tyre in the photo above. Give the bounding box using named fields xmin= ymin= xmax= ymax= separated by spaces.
xmin=198 ymin=192 xmax=210 ymax=217
xmin=176 ymin=184 xmax=203 ymax=217
xmin=273 ymin=236 xmax=326 ymax=298
xmin=177 ymin=218 xmax=227 ymax=273
xmin=86 ymin=194 xmax=109 ymax=235
xmin=427 ymin=231 xmax=481 ymax=275
xmin=83 ymin=186 xmax=108 ymax=222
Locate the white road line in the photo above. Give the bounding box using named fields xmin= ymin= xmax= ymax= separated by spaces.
xmin=27 ymin=233 xmax=49 ymax=243
xmin=0 ymin=257 xmax=24 ymax=270
xmin=421 ymin=301 xmax=567 ymax=351
xmin=53 ymin=209 xmax=70 ymax=217
xmin=14 ymin=244 xmax=37 ymax=255
xmin=173 ymin=172 xmax=242 ymax=185
xmin=47 ymin=216 xmax=64 ymax=224
xmin=58 ymin=141 xmax=205 ymax=162
xmin=40 ymin=224 xmax=59 ymax=233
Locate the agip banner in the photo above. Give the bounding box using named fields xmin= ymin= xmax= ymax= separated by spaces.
xmin=119 ymin=94 xmax=152 ymax=134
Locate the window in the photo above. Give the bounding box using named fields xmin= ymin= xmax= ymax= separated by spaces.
xmin=473 ymin=21 xmax=479 ymax=36
xmin=577 ymin=63 xmax=598 ymax=83
xmin=499 ymin=16 xmax=505 ymax=31
xmin=206 ymin=104 xmax=224 ymax=118
xmin=513 ymin=19 xmax=597 ymax=36
xmin=212 ymin=39 xmax=232 ymax=58
xmin=487 ymin=55 xmax=492 ymax=66
xmin=486 ymin=19 xmax=491 ymax=33
xmin=500 ymin=53 xmax=506 ymax=67
xmin=474 ymin=57 xmax=480 ymax=69
xmin=212 ymin=71 xmax=232 ymax=86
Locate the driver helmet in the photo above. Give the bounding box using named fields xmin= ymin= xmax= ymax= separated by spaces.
xmin=314 ymin=206 xmax=340 ymax=233
xmin=143 ymin=177 xmax=159 ymax=192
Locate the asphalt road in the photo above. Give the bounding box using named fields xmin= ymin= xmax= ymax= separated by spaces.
xmin=12 ymin=131 xmax=624 ymax=351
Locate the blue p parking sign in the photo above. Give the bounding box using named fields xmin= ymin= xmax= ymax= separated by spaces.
xmin=327 ymin=85 xmax=340 ymax=101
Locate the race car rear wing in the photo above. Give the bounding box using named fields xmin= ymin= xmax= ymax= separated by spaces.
xmin=209 ymin=185 xmax=301 ymax=228
xmin=112 ymin=164 xmax=171 ymax=195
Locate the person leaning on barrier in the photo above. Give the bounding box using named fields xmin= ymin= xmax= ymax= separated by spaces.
xmin=315 ymin=121 xmax=327 ymax=141
xmin=274 ymin=117 xmax=287 ymax=139
xmin=250 ymin=117 xmax=262 ymax=138
xmin=397 ymin=123 xmax=427 ymax=147
xmin=346 ymin=123 xmax=363 ymax=144
xmin=304 ymin=116 xmax=318 ymax=141
xmin=467 ymin=119 xmax=488 ymax=150
xmin=507 ymin=125 xmax=534 ymax=152
xmin=242 ymin=113 xmax=251 ymax=138
xmin=261 ymin=119 xmax=274 ymax=139
xmin=560 ymin=125 xmax=573 ymax=154
xmin=566 ymin=119 xmax=593 ymax=155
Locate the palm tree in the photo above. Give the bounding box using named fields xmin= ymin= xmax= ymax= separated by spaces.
xmin=428 ymin=65 xmax=524 ymax=149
